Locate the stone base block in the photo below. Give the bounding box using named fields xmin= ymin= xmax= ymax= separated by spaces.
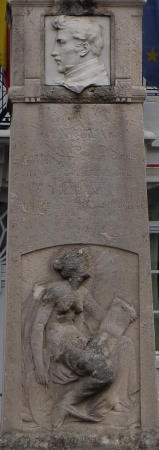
xmin=1 ymin=430 xmax=159 ymax=450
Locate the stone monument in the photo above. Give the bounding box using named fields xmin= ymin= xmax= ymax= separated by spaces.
xmin=1 ymin=0 xmax=159 ymax=449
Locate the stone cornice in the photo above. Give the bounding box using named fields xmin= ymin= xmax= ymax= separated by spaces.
xmin=10 ymin=0 xmax=146 ymax=8
xmin=8 ymin=84 xmax=146 ymax=104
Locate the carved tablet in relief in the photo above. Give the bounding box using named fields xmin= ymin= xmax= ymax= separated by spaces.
xmin=22 ymin=246 xmax=139 ymax=432
xmin=45 ymin=16 xmax=110 ymax=93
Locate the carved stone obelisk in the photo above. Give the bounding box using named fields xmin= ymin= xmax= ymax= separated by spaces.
xmin=1 ymin=0 xmax=159 ymax=448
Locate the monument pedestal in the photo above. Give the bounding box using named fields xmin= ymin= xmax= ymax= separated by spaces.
xmin=1 ymin=0 xmax=159 ymax=448
xmin=1 ymin=429 xmax=159 ymax=450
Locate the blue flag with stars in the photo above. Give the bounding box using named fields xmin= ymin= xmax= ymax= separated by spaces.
xmin=143 ymin=0 xmax=159 ymax=88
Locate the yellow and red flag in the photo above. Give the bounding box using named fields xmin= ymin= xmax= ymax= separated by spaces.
xmin=0 ymin=0 xmax=8 ymax=71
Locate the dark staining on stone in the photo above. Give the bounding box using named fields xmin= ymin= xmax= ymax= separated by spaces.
xmin=59 ymin=0 xmax=96 ymax=15
xmin=59 ymin=0 xmax=73 ymax=14
xmin=79 ymin=0 xmax=96 ymax=11
xmin=73 ymin=104 xmax=82 ymax=114
xmin=42 ymin=85 xmax=127 ymax=105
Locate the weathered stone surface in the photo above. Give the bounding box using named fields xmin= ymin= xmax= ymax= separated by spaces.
xmin=2 ymin=102 xmax=157 ymax=435
xmin=1 ymin=430 xmax=159 ymax=450
xmin=9 ymin=0 xmax=143 ymax=98
xmin=21 ymin=245 xmax=139 ymax=431
xmin=2 ymin=0 xmax=158 ymax=446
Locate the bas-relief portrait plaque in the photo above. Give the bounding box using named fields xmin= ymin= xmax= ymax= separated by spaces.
xmin=22 ymin=245 xmax=140 ymax=432
xmin=45 ymin=16 xmax=110 ymax=93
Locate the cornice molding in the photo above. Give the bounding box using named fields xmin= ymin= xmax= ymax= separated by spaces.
xmin=10 ymin=0 xmax=146 ymax=8
xmin=8 ymin=85 xmax=146 ymax=104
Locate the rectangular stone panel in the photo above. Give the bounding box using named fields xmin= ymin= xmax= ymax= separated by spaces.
xmin=2 ymin=103 xmax=158 ymax=436
xmin=45 ymin=16 xmax=110 ymax=92
xmin=21 ymin=245 xmax=139 ymax=432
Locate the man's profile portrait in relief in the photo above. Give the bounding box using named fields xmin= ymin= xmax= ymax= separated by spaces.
xmin=51 ymin=16 xmax=109 ymax=93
